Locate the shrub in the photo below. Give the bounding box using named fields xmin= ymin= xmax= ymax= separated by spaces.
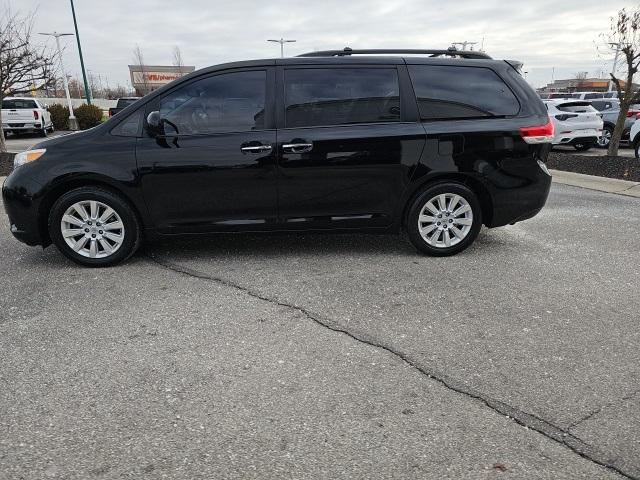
xmin=48 ymin=104 xmax=69 ymax=130
xmin=74 ymin=104 xmax=103 ymax=130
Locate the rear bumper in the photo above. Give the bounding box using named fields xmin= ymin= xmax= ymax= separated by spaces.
xmin=3 ymin=123 xmax=46 ymax=133
xmin=484 ymin=158 xmax=552 ymax=228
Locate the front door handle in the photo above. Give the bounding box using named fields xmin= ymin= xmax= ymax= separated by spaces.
xmin=240 ymin=144 xmax=272 ymax=154
xmin=282 ymin=142 xmax=313 ymax=153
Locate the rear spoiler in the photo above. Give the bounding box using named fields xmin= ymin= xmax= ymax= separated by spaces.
xmin=505 ymin=60 xmax=524 ymax=74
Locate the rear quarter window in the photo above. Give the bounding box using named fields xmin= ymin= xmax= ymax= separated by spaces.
xmin=408 ymin=65 xmax=520 ymax=120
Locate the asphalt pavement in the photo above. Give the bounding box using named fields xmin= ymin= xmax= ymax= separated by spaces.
xmin=1 ymin=183 xmax=638 ymax=479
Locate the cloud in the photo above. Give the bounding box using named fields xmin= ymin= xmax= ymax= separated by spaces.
xmin=10 ymin=0 xmax=628 ymax=89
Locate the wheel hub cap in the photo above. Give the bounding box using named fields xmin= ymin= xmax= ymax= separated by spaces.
xmin=418 ymin=193 xmax=473 ymax=248
xmin=60 ymin=200 xmax=125 ymax=258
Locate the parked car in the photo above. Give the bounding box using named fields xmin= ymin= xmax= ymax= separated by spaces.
xmin=3 ymin=47 xmax=553 ymax=266
xmin=108 ymin=97 xmax=141 ymax=117
xmin=1 ymin=97 xmax=54 ymax=137
xmin=628 ymin=116 xmax=640 ymax=158
xmin=544 ymin=100 xmax=603 ymax=151
xmin=590 ymin=99 xmax=640 ymax=149
xmin=540 ymin=93 xmax=581 ymax=100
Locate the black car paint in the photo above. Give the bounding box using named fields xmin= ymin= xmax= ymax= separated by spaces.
xmin=2 ymin=56 xmax=551 ymax=248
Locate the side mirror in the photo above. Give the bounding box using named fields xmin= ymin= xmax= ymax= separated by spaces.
xmin=43 ymin=104 xmax=49 ymax=110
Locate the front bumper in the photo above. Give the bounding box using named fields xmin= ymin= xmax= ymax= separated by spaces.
xmin=2 ymin=172 xmax=45 ymax=246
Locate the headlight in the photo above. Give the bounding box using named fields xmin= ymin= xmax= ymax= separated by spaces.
xmin=14 ymin=149 xmax=46 ymax=169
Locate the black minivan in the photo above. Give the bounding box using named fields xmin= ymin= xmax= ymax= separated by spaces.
xmin=2 ymin=48 xmax=553 ymax=267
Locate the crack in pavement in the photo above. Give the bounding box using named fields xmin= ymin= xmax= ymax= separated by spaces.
xmin=145 ymin=253 xmax=636 ymax=480
xmin=567 ymin=388 xmax=640 ymax=434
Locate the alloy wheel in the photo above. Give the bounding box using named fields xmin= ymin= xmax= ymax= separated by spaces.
xmin=418 ymin=193 xmax=473 ymax=248
xmin=597 ymin=129 xmax=612 ymax=148
xmin=60 ymin=200 xmax=125 ymax=258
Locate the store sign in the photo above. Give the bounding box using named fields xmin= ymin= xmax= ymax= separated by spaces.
xmin=131 ymin=71 xmax=185 ymax=86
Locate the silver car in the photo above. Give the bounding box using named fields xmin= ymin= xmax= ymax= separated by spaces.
xmin=591 ymin=99 xmax=638 ymax=149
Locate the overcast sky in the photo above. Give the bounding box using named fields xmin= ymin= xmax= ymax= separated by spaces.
xmin=8 ymin=0 xmax=628 ymax=90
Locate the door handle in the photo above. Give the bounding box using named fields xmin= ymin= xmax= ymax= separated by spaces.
xmin=282 ymin=143 xmax=313 ymax=153
xmin=240 ymin=144 xmax=272 ymax=154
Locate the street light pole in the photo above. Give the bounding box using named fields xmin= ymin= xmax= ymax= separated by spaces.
xmin=608 ymin=41 xmax=622 ymax=93
xmin=267 ymin=38 xmax=296 ymax=58
xmin=70 ymin=0 xmax=91 ymax=104
xmin=39 ymin=32 xmax=78 ymax=131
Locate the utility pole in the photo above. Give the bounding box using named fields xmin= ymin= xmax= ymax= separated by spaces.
xmin=39 ymin=32 xmax=78 ymax=131
xmin=267 ymin=38 xmax=296 ymax=58
xmin=70 ymin=0 xmax=91 ymax=104
xmin=608 ymin=41 xmax=622 ymax=92
xmin=452 ymin=41 xmax=478 ymax=51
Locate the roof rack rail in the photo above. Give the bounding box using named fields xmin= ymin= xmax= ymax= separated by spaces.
xmin=297 ymin=47 xmax=492 ymax=60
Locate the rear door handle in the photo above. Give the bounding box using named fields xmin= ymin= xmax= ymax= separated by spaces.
xmin=282 ymin=143 xmax=313 ymax=153
xmin=241 ymin=144 xmax=272 ymax=154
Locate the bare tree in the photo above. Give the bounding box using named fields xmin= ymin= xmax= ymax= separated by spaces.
xmin=0 ymin=8 xmax=56 ymax=152
xmin=574 ymin=71 xmax=588 ymax=80
xmin=172 ymin=45 xmax=184 ymax=72
xmin=603 ymin=7 xmax=640 ymax=156
xmin=132 ymin=45 xmax=149 ymax=95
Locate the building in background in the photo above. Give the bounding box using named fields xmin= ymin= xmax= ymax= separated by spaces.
xmin=538 ymin=77 xmax=637 ymax=94
xmin=128 ymin=65 xmax=195 ymax=96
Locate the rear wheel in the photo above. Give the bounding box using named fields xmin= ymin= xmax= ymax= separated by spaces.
xmin=597 ymin=126 xmax=613 ymax=149
xmin=38 ymin=127 xmax=48 ymax=137
xmin=49 ymin=187 xmax=141 ymax=267
xmin=406 ymin=182 xmax=482 ymax=256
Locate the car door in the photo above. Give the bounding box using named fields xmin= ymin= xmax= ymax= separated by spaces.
xmin=275 ymin=64 xmax=425 ymax=229
xmin=136 ymin=67 xmax=277 ymax=233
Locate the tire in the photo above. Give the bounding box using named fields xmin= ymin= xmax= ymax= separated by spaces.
xmin=406 ymin=182 xmax=482 ymax=257
xmin=635 ymin=139 xmax=640 ymax=159
xmin=597 ymin=126 xmax=613 ymax=149
xmin=48 ymin=187 xmax=141 ymax=267
xmin=573 ymin=142 xmax=593 ymax=152
xmin=38 ymin=127 xmax=48 ymax=138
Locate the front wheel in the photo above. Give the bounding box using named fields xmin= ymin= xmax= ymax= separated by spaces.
xmin=49 ymin=187 xmax=141 ymax=267
xmin=406 ymin=182 xmax=482 ymax=256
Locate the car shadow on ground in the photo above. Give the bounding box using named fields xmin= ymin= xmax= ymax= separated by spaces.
xmin=9 ymin=228 xmax=515 ymax=269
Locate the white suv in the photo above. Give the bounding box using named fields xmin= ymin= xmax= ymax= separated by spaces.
xmin=1 ymin=97 xmax=54 ymax=137
xmin=544 ymin=100 xmax=604 ymax=151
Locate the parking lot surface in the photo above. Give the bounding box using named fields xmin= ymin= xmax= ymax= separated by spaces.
xmin=1 ymin=183 xmax=638 ymax=479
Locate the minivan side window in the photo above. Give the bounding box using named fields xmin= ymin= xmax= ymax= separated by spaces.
xmin=408 ymin=65 xmax=520 ymax=120
xmin=158 ymin=70 xmax=266 ymax=135
xmin=284 ymin=68 xmax=400 ymax=128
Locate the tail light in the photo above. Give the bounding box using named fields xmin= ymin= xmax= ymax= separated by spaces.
xmin=627 ymin=110 xmax=640 ymax=118
xmin=635 ymin=112 xmax=640 ymax=120
xmin=33 ymin=110 xmax=39 ymax=120
xmin=555 ymin=114 xmax=578 ymax=121
xmin=520 ymin=118 xmax=554 ymax=144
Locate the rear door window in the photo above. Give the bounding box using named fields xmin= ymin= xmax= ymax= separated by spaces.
xmin=284 ymin=68 xmax=400 ymax=128
xmin=408 ymin=65 xmax=520 ymax=120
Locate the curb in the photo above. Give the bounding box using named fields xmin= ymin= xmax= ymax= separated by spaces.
xmin=550 ymin=169 xmax=640 ymax=198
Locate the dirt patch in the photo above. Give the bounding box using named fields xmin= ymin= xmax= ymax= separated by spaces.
xmin=546 ymin=152 xmax=640 ymax=182
xmin=0 ymin=152 xmax=14 ymax=176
